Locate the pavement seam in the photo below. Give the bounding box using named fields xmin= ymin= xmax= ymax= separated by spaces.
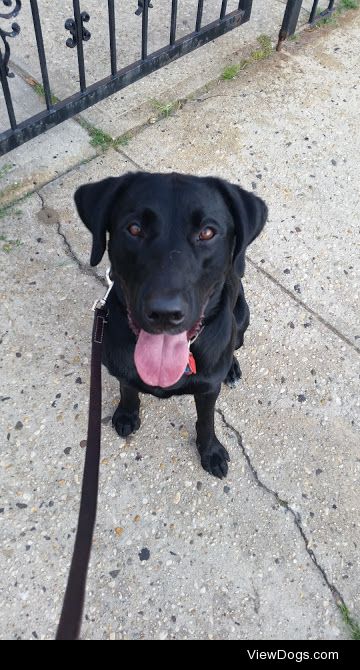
xmin=114 ymin=146 xmax=144 ymax=170
xmin=0 ymin=148 xmax=140 ymax=212
xmin=0 ymin=155 xmax=96 ymax=210
xmin=36 ymin=191 xmax=106 ymax=287
xmin=247 ymin=257 xmax=360 ymax=355
xmin=216 ymin=407 xmax=348 ymax=618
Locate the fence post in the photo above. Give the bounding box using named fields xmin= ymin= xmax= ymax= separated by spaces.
xmin=276 ymin=0 xmax=303 ymax=51
xmin=238 ymin=0 xmax=253 ymax=23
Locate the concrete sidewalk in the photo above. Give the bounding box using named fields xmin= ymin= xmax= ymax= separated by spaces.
xmin=0 ymin=9 xmax=359 ymax=640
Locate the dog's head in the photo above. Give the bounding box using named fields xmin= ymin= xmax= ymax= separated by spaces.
xmin=75 ymin=172 xmax=267 ymax=386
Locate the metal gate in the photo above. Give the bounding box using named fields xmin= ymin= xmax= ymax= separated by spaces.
xmin=0 ymin=1 xmax=253 ymax=155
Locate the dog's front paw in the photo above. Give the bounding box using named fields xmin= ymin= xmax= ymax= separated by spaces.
xmin=198 ymin=438 xmax=230 ymax=479
xmin=224 ymin=356 xmax=242 ymax=388
xmin=112 ymin=405 xmax=141 ymax=438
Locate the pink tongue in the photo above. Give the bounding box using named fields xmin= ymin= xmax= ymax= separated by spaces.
xmin=135 ymin=330 xmax=189 ymax=388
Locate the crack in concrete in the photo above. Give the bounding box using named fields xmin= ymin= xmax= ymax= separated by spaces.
xmin=114 ymin=146 xmax=144 ymax=170
xmin=247 ymin=257 xmax=360 ymax=355
xmin=36 ymin=191 xmax=106 ymax=287
xmin=216 ymin=407 xmax=347 ymax=615
xmin=56 ymin=221 xmax=106 ymax=286
xmin=0 ymin=330 xmax=8 ymax=345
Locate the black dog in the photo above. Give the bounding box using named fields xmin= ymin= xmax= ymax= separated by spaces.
xmin=75 ymin=172 xmax=267 ymax=478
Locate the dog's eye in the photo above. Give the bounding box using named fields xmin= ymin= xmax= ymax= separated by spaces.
xmin=128 ymin=223 xmax=142 ymax=237
xmin=198 ymin=227 xmax=216 ymax=241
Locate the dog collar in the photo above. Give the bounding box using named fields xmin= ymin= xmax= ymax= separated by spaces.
xmin=184 ymin=324 xmax=204 ymax=376
xmin=185 ymin=351 xmax=197 ymax=376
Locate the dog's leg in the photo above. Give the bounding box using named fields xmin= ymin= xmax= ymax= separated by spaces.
xmin=224 ymin=287 xmax=249 ymax=388
xmin=234 ymin=288 xmax=250 ymax=350
xmin=224 ymin=355 xmax=242 ymax=388
xmin=112 ymin=383 xmax=141 ymax=438
xmin=194 ymin=386 xmax=230 ymax=479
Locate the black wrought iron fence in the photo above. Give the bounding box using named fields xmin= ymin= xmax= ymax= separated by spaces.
xmin=0 ymin=1 xmax=343 ymax=156
xmin=0 ymin=0 xmax=253 ymax=155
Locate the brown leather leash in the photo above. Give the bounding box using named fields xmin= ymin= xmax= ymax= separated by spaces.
xmin=56 ymin=273 xmax=113 ymax=641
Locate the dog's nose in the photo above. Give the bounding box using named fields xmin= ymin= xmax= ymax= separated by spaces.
xmin=146 ymin=296 xmax=186 ymax=329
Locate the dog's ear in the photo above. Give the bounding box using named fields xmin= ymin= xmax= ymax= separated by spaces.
xmin=74 ymin=174 xmax=133 ymax=266
xmin=216 ymin=180 xmax=268 ymax=277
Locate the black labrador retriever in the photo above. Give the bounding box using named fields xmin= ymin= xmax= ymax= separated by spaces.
xmin=75 ymin=172 xmax=267 ymax=479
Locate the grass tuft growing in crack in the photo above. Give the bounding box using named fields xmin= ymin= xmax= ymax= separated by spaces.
xmin=221 ymin=34 xmax=273 ymax=81
xmin=339 ymin=0 xmax=359 ymax=9
xmin=87 ymin=127 xmax=114 ymax=151
xmin=251 ymin=34 xmax=273 ymax=60
xmin=25 ymin=75 xmax=59 ymax=105
xmin=339 ymin=604 xmax=360 ymax=640
xmin=32 ymin=82 xmax=58 ymax=105
xmin=221 ymin=64 xmax=244 ymax=80
xmin=0 ymin=163 xmax=14 ymax=180
xmin=150 ymin=98 xmax=181 ymax=119
xmin=314 ymin=14 xmax=338 ymax=27
xmin=78 ymin=119 xmax=132 ymax=152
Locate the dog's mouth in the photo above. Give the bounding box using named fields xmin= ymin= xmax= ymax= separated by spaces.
xmin=127 ymin=308 xmax=204 ymax=388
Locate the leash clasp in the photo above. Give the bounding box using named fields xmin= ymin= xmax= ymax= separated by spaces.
xmin=92 ymin=268 xmax=114 ymax=312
